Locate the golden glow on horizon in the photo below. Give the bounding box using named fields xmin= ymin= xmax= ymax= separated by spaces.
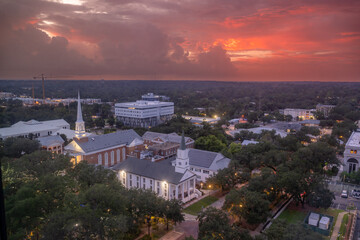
xmin=48 ymin=0 xmax=83 ymax=5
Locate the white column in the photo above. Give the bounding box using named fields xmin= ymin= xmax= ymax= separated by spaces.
xmin=181 ymin=183 xmax=184 ymax=200
xmin=175 ymin=185 xmax=179 ymax=200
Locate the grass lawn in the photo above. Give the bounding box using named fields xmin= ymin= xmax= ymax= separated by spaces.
xmin=277 ymin=208 xmax=308 ymax=224
xmin=338 ymin=213 xmax=349 ymax=239
xmin=183 ymin=196 xmax=218 ymax=215
xmin=275 ymin=203 xmax=345 ymax=239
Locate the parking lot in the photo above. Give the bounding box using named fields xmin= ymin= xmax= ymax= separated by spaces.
xmin=327 ymin=180 xmax=360 ymax=210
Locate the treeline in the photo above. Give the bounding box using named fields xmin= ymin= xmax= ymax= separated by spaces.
xmin=0 ymin=99 xmax=113 ymax=128
xmin=2 ymin=80 xmax=360 ymax=116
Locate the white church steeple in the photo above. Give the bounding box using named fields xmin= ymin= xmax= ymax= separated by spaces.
xmin=175 ymin=131 xmax=190 ymax=173
xmin=75 ymin=91 xmax=86 ymax=139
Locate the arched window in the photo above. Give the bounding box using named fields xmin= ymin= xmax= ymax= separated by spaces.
xmin=105 ymin=152 xmax=109 ymax=166
xmin=111 ymin=151 xmax=114 ymax=166
xmin=117 ymin=149 xmax=120 ymax=163
xmin=98 ymin=154 xmax=102 ymax=165
xmin=122 ymin=148 xmax=126 ymax=160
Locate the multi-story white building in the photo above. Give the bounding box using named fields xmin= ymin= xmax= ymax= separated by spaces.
xmin=344 ymin=131 xmax=360 ymax=173
xmin=115 ymin=100 xmax=174 ymax=128
xmin=0 ymin=119 xmax=70 ymax=140
xmin=283 ymin=108 xmax=316 ymax=121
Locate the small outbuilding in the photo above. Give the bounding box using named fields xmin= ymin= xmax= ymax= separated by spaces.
xmin=308 ymin=212 xmax=320 ymax=226
xmin=319 ymin=216 xmax=330 ymax=230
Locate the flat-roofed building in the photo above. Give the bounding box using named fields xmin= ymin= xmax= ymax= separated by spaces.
xmin=345 ymin=130 xmax=360 ymax=173
xmin=115 ymin=100 xmax=174 ymax=128
xmin=0 ymin=119 xmax=70 ymax=140
xmin=283 ymin=108 xmax=316 ymax=121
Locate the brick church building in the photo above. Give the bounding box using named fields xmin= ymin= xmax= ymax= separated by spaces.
xmin=65 ymin=92 xmax=144 ymax=166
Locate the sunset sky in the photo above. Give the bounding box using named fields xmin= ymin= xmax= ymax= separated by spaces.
xmin=0 ymin=0 xmax=359 ymax=81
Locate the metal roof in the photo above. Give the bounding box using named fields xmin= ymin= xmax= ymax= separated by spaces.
xmin=0 ymin=119 xmax=70 ymax=138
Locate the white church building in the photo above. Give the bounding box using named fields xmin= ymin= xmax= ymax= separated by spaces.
xmin=112 ymin=133 xmax=198 ymax=203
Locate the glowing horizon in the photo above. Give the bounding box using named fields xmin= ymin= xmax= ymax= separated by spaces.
xmin=0 ymin=0 xmax=359 ymax=81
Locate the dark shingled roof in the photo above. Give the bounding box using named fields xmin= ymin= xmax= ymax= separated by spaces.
xmin=188 ymin=149 xmax=219 ymax=168
xmin=112 ymin=157 xmax=190 ymax=184
xmin=75 ymin=129 xmax=141 ymax=153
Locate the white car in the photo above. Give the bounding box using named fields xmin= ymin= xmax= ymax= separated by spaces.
xmin=341 ymin=190 xmax=348 ymax=198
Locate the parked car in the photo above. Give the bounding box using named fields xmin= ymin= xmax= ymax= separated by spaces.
xmin=352 ymin=189 xmax=360 ymax=199
xmin=341 ymin=190 xmax=348 ymax=198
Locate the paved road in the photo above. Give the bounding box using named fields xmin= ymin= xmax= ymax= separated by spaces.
xmin=354 ymin=214 xmax=360 ymax=240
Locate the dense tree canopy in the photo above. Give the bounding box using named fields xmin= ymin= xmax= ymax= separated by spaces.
xmin=2 ymin=152 xmax=184 ymax=239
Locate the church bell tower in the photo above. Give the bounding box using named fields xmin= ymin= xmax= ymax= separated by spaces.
xmin=175 ymin=131 xmax=190 ymax=173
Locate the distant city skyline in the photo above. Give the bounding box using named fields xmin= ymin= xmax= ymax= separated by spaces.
xmin=0 ymin=0 xmax=359 ymax=81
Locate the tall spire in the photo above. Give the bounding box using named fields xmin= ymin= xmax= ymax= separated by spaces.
xmin=75 ymin=91 xmax=86 ymax=139
xmin=180 ymin=130 xmax=186 ymax=150
xmin=77 ymin=91 xmax=83 ymax=122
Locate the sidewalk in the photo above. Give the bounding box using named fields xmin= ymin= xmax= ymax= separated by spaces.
xmin=330 ymin=211 xmax=347 ymax=240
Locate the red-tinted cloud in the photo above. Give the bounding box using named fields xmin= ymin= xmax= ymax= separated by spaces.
xmin=0 ymin=0 xmax=359 ymax=81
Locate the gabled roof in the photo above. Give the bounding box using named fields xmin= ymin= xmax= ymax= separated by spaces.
xmin=346 ymin=131 xmax=360 ymax=148
xmin=188 ymin=149 xmax=230 ymax=171
xmin=112 ymin=157 xmax=195 ymax=185
xmin=74 ymin=129 xmax=142 ymax=153
xmin=143 ymin=131 xmax=194 ymax=144
xmin=38 ymin=135 xmax=64 ymax=147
